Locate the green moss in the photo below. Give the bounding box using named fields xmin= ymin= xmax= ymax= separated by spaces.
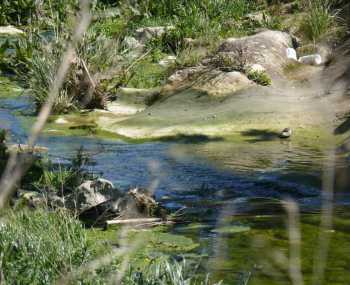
xmin=42 ymin=112 xmax=121 ymax=139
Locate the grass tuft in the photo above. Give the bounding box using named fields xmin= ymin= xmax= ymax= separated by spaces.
xmin=300 ymin=0 xmax=342 ymax=42
xmin=0 ymin=209 xmax=89 ymax=285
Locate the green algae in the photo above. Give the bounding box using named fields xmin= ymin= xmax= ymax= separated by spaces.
xmin=212 ymin=225 xmax=251 ymax=234
xmin=0 ymin=76 xmax=23 ymax=97
xmin=86 ymin=226 xmax=199 ymax=268
xmin=42 ymin=112 xmax=122 ymax=139
xmin=207 ymin=213 xmax=350 ymax=284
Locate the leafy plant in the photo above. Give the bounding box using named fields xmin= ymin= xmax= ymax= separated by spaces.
xmin=247 ymin=70 xmax=272 ymax=86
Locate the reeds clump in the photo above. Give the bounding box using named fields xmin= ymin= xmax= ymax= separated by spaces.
xmin=0 ymin=209 xmax=88 ymax=285
xmin=301 ymin=0 xmax=341 ymax=42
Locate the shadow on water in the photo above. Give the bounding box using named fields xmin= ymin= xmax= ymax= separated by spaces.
xmin=241 ymin=129 xmax=281 ymax=142
xmin=334 ymin=116 xmax=350 ymax=134
xmin=156 ymin=133 xmax=224 ymax=144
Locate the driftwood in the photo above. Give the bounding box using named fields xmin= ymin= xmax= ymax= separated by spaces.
xmin=106 ymin=217 xmax=162 ymax=225
xmin=106 ymin=217 xmax=176 ymax=228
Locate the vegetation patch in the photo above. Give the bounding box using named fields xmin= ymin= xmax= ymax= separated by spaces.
xmin=247 ymin=70 xmax=272 ymax=86
xmin=299 ymin=0 xmax=344 ymax=42
xmin=0 ymin=209 xmax=89 ymax=285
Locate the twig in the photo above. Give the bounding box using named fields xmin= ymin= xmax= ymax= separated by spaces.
xmin=81 ymin=58 xmax=96 ymax=89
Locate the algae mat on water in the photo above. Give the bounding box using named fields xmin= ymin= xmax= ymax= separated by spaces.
xmin=206 ymin=213 xmax=350 ymax=284
xmin=0 ymin=77 xmax=23 ymax=98
xmin=86 ymin=226 xmax=200 ymax=270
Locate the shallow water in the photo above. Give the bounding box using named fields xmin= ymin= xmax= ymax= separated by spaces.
xmin=1 ymin=86 xmax=350 ymax=284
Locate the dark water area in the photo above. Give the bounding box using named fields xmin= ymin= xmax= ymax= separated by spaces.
xmin=2 ymin=91 xmax=350 ymax=284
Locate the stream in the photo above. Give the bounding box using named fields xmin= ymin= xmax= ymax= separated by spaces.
xmin=1 ymin=83 xmax=350 ymax=284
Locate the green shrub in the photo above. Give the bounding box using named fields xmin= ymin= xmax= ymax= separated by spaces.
xmin=247 ymin=70 xmax=272 ymax=86
xmin=0 ymin=209 xmax=89 ymax=285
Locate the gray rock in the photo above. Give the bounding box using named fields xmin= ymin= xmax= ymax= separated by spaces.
xmin=195 ymin=70 xmax=253 ymax=96
xmin=67 ymin=178 xmax=121 ymax=213
xmin=167 ymin=66 xmax=206 ymax=85
xmin=77 ymin=187 xmax=163 ymax=223
xmin=215 ymin=30 xmax=293 ymax=76
xmin=124 ymin=36 xmax=144 ymax=50
xmin=245 ymin=12 xmax=272 ymax=25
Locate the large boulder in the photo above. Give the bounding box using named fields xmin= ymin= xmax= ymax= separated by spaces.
xmin=165 ymin=30 xmax=293 ymax=95
xmin=67 ymin=178 xmax=120 ymax=213
xmin=211 ymin=30 xmax=293 ymax=76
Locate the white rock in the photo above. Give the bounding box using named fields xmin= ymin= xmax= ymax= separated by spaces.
xmin=55 ymin=117 xmax=68 ymax=124
xmin=0 ymin=26 xmax=24 ymax=36
xmin=159 ymin=55 xmax=176 ymax=67
xmin=298 ymin=54 xmax=322 ymax=65
xmin=286 ymin=48 xmax=297 ymax=61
